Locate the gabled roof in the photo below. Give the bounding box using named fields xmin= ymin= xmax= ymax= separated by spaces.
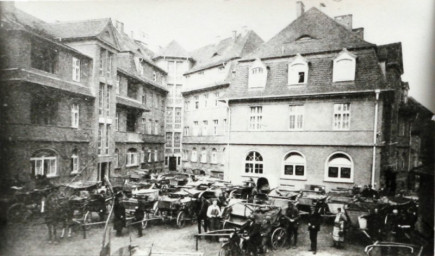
xmin=186 ymin=30 xmax=264 ymax=74
xmin=154 ymin=40 xmax=191 ymax=59
xmin=244 ymin=7 xmax=374 ymax=60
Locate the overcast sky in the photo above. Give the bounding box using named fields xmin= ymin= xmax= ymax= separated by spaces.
xmin=15 ymin=0 xmax=435 ymax=112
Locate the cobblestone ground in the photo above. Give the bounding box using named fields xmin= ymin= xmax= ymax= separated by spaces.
xmin=0 ymin=217 xmax=369 ymax=256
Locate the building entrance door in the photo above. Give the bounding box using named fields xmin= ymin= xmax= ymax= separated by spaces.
xmin=168 ymin=157 xmax=177 ymax=171
xmin=98 ymin=162 xmax=110 ymax=184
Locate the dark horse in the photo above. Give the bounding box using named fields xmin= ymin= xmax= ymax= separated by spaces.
xmin=44 ymin=189 xmax=73 ymax=243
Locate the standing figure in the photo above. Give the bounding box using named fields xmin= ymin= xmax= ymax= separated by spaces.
xmin=307 ymin=207 xmax=322 ymax=254
xmin=196 ymin=197 xmax=210 ymax=234
xmin=113 ymin=193 xmax=126 ymax=237
xmin=240 ymin=214 xmax=262 ymax=256
xmin=332 ymin=208 xmax=347 ymax=248
xmin=364 ymin=208 xmax=383 ymax=241
xmin=206 ymin=199 xmax=221 ymax=231
xmin=133 ymin=206 xmax=144 ymax=237
xmin=45 ymin=193 xmax=60 ymax=244
xmin=285 ymin=202 xmax=300 ymax=249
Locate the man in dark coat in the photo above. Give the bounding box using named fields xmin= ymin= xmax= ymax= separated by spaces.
xmin=113 ymin=193 xmax=126 ymax=237
xmin=196 ymin=197 xmax=209 ymax=234
xmin=285 ymin=202 xmax=300 ymax=248
xmin=133 ymin=206 xmax=144 ymax=237
xmin=241 ymin=215 xmax=262 ymax=256
xmin=307 ymin=207 xmax=322 ymax=254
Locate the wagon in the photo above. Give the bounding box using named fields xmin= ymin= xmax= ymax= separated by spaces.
xmin=268 ymin=186 xmax=300 ymax=212
xmin=145 ymin=190 xmax=197 ymax=228
xmin=296 ymin=188 xmax=327 ymax=214
xmin=121 ymin=185 xmax=160 ymax=229
xmin=323 ymin=188 xmax=355 ymax=215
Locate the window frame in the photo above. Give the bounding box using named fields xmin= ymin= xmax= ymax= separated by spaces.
xmin=249 ymin=106 xmax=263 ymax=131
xmin=30 ymin=155 xmax=57 ymax=178
xmin=71 ymin=153 xmax=79 ymax=174
xmin=248 ymin=59 xmax=267 ymax=89
xmin=332 ymin=48 xmax=357 ymax=82
xmin=191 ymin=148 xmax=198 ymax=162
xmin=333 ymin=103 xmax=351 ymax=130
xmin=211 ymin=148 xmax=218 ymax=164
xmin=324 ymin=152 xmax=354 ymax=183
xmin=281 ymin=151 xmax=306 ymax=180
xmin=71 ymin=103 xmax=79 ymax=128
xmin=200 ymin=148 xmax=207 ymax=163
xmin=288 ymin=54 xmax=308 ymax=85
xmin=126 ymin=149 xmax=139 ymax=167
xmin=72 ymin=57 xmax=81 ymax=82
xmin=289 ymin=105 xmax=304 ymax=131
xmin=244 ymin=151 xmax=264 ymax=175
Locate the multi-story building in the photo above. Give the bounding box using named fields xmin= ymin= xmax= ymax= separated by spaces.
xmin=222 ymin=6 xmax=416 ymax=191
xmin=181 ymin=30 xmax=263 ymax=176
xmin=153 ymin=41 xmax=192 ymax=170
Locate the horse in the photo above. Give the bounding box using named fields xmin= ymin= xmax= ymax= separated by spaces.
xmin=44 ymin=189 xmax=73 ymax=243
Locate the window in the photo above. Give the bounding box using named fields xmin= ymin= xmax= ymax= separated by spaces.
xmin=184 ymin=126 xmax=190 ymax=136
xmin=194 ymin=96 xmax=199 ymax=109
xmin=140 ymin=150 xmax=145 ymax=163
xmin=116 ymin=75 xmax=120 ymax=94
xmin=30 ymin=150 xmax=57 ymax=177
xmin=193 ymin=121 xmax=199 ymax=136
xmin=211 ymin=148 xmax=218 ymax=164
xmin=134 ymin=57 xmax=143 ymax=75
xmin=248 ymin=59 xmax=267 ymax=88
xmin=98 ymin=124 xmax=103 ymax=155
xmin=154 ymin=121 xmax=159 ymax=135
xmin=166 ymin=107 xmax=173 ymax=124
xmin=185 ymin=100 xmax=190 ymax=111
xmin=165 ymin=156 xmax=169 ymax=165
xmin=245 ymin=151 xmax=263 ymax=174
xmin=153 ymin=72 xmax=157 ymax=81
xmin=107 ymin=52 xmax=113 ymax=77
xmin=200 ymin=148 xmax=207 ymax=163
xmin=174 ymin=132 xmax=181 ymax=148
xmin=147 ymin=119 xmax=152 ymax=134
xmin=99 ymin=84 xmax=104 ymax=115
xmin=126 ymin=112 xmax=137 ymax=132
xmin=203 ymin=94 xmax=208 ymax=108
xmin=283 ymin=152 xmax=306 ymax=179
xmin=114 ymin=149 xmax=119 ymax=168
xmin=325 ymin=153 xmax=353 ymax=182
xmin=333 ymin=48 xmax=356 ymax=82
xmin=71 ymin=104 xmax=79 ymax=128
xmin=154 ymin=94 xmax=159 ymax=108
xmin=191 ymin=148 xmax=198 ymax=162
xmin=166 ymin=132 xmax=173 ymax=148
xmin=223 ymin=119 xmax=227 ymax=131
xmin=213 ymin=120 xmax=219 ymax=135
xmin=249 ymin=106 xmax=262 ymax=130
xmin=333 ymin=103 xmax=351 ymax=130
xmin=147 ymin=149 xmax=152 ymax=163
xmin=202 ymin=121 xmax=208 ymax=136
xmin=72 ymin=57 xmax=80 ymax=82
xmin=174 ymin=107 xmax=182 ymax=127
xmin=105 ymin=125 xmax=110 ymax=154
xmin=71 ymin=149 xmax=79 ymax=174
xmin=214 ymin=92 xmax=220 ymax=107
xmin=31 ymin=43 xmax=57 ymax=73
xmin=106 ymin=86 xmax=111 ymax=116
xmin=126 ymin=148 xmax=138 ymax=167
xmin=115 ymin=112 xmax=120 ymax=131
xmin=289 ymin=105 xmax=304 ymax=130
xmin=288 ymin=54 xmax=308 ymax=85
xmin=99 ymin=49 xmax=106 ymax=76
xmin=154 ymin=150 xmax=158 ymax=162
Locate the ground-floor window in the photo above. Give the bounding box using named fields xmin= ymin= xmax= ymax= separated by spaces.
xmin=211 ymin=148 xmax=218 ymax=164
xmin=71 ymin=149 xmax=79 ymax=174
xmin=325 ymin=152 xmax=353 ymax=182
xmin=283 ymin=151 xmax=305 ymax=179
xmin=31 ymin=150 xmax=57 ymax=177
xmin=126 ymin=148 xmax=138 ymax=167
xmin=245 ymin=151 xmax=263 ymax=174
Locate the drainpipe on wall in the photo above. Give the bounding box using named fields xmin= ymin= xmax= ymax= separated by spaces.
xmin=225 ymin=100 xmax=231 ymax=181
xmin=372 ymin=89 xmax=381 ymax=188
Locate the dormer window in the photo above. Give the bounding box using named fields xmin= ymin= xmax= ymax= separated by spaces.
xmin=288 ymin=54 xmax=308 ymax=85
xmin=248 ymin=59 xmax=267 ymax=89
xmin=333 ymin=48 xmax=356 ymax=82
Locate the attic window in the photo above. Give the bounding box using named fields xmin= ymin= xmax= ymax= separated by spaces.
xmin=295 ymin=35 xmax=314 ymax=42
xmin=248 ymin=59 xmax=267 ymax=89
xmin=333 ymin=48 xmax=356 ymax=82
xmin=288 ymin=54 xmax=308 ymax=85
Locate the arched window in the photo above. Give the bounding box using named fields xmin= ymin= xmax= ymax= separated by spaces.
xmin=114 ymin=148 xmax=120 ymax=168
xmin=30 ymin=149 xmax=57 ymax=177
xmin=288 ymin=54 xmax=308 ymax=85
xmin=245 ymin=151 xmax=263 ymax=174
xmin=333 ymin=48 xmax=356 ymax=82
xmin=325 ymin=153 xmax=353 ymax=182
xmin=191 ymin=148 xmax=197 ymax=162
xmin=71 ymin=149 xmax=79 ymax=174
xmin=248 ymin=59 xmax=267 ymax=89
xmin=211 ymin=148 xmax=218 ymax=164
xmin=200 ymin=147 xmax=207 ymax=163
xmin=283 ymin=152 xmax=306 ymax=179
xmin=126 ymin=148 xmax=138 ymax=167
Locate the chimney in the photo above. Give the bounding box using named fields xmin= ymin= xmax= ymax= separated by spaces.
xmin=114 ymin=20 xmax=124 ymax=33
xmin=296 ymin=1 xmax=305 ymax=18
xmin=334 ymin=14 xmax=353 ymax=30
xmin=352 ymin=28 xmax=364 ymax=39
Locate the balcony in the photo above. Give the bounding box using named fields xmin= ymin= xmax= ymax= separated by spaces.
xmin=115 ymin=131 xmax=142 ymax=143
xmin=116 ymin=96 xmax=149 ymax=111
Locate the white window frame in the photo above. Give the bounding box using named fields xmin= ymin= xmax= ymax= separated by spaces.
xmin=30 ymin=156 xmax=57 ymax=177
xmin=154 ymin=121 xmax=159 ymax=135
xmin=249 ymin=106 xmax=263 ymax=131
xmin=71 ymin=103 xmax=79 ymax=128
xmin=71 ymin=153 xmax=79 ymax=174
xmin=147 ymin=150 xmax=152 ymax=163
xmin=200 ymin=149 xmax=207 ymax=163
xmin=333 ymin=103 xmax=351 ymax=130
xmin=333 ymin=48 xmax=356 ymax=82
xmin=184 ymin=126 xmax=189 ymax=136
xmin=282 ymin=151 xmax=306 ymax=180
xmin=72 ymin=57 xmax=80 ymax=82
xmin=213 ymin=120 xmax=219 ymax=135
xmin=193 ymin=121 xmax=199 ymax=136
xmin=211 ymin=149 xmax=218 ymax=164
xmin=202 ymin=120 xmax=208 ymax=136
xmin=126 ymin=149 xmax=139 ymax=167
xmin=289 ymin=105 xmax=304 ymax=130
xmin=248 ymin=59 xmax=267 ymax=89
xmin=154 ymin=150 xmax=158 ymax=162
xmin=147 ymin=119 xmax=152 ymax=134
xmin=324 ymin=152 xmax=354 ymax=183
xmin=191 ymin=149 xmax=198 ymax=162
xmin=288 ymin=54 xmax=308 ymax=85
xmin=244 ymin=151 xmax=263 ymax=175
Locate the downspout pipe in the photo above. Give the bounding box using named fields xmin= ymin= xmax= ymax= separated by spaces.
xmin=372 ymin=89 xmax=381 ymax=187
xmin=226 ymin=100 xmax=231 ymax=181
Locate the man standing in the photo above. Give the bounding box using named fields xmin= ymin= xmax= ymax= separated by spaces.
xmin=196 ymin=197 xmax=209 ymax=234
xmin=307 ymin=207 xmax=322 ymax=254
xmin=207 ymin=199 xmax=221 ymax=231
xmin=113 ymin=192 xmax=126 ymax=237
xmin=332 ymin=208 xmax=347 ymax=248
xmin=133 ymin=206 xmax=144 ymax=237
xmin=241 ymin=214 xmax=262 ymax=256
xmin=285 ymin=202 xmax=300 ymax=249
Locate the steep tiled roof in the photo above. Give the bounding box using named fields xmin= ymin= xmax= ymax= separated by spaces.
xmin=186 ymin=31 xmax=263 ymax=74
xmin=154 ymin=40 xmax=191 ymax=59
xmin=48 ymin=18 xmax=111 ymax=39
xmin=244 ymin=8 xmax=374 ymax=60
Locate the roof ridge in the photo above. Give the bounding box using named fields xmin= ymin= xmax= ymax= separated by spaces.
xmin=49 ymin=17 xmax=111 ymax=25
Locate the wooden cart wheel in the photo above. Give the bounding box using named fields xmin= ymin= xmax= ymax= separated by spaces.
xmin=83 ymin=211 xmax=92 ymax=231
xmin=176 ymin=211 xmax=186 ymax=228
xmin=7 ymin=203 xmax=29 ymax=223
xmin=270 ymin=227 xmax=287 ymax=249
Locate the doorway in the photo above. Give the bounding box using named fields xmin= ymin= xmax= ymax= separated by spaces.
xmin=168 ymin=157 xmax=177 ymax=171
xmin=98 ymin=162 xmax=111 ymax=184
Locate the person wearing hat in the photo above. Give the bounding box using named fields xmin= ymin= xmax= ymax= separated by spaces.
xmin=307 ymin=206 xmax=322 ymax=254
xmin=113 ymin=192 xmax=126 ymax=237
xmin=133 ymin=205 xmax=144 ymax=237
xmin=240 ymin=214 xmax=262 ymax=256
xmin=285 ymin=201 xmax=300 ymax=248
